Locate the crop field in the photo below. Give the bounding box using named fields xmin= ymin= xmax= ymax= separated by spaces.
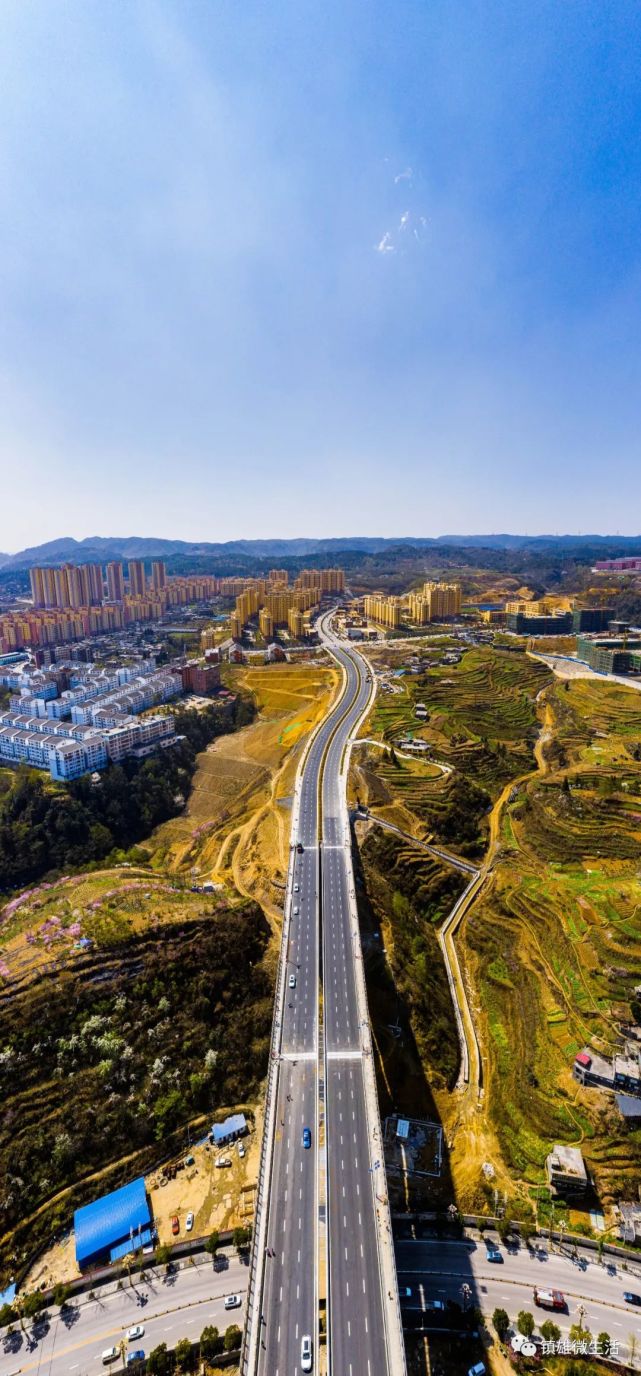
xmin=460 ymin=671 xmax=641 ymax=1211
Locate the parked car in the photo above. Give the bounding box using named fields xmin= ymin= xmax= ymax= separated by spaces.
xmin=294 ymin=884 xmax=300 ymax=893
xmin=186 ymin=1212 xmax=194 ymax=1232
xmin=215 ymin=1156 xmax=232 ymax=1168
xmin=225 ymin=1294 xmax=242 ymax=1310
xmin=127 ymin=1352 xmax=145 ymax=1367
xmin=237 ymin=1141 xmax=246 ymax=1159
xmin=297 ymin=843 xmax=304 ymax=853
xmin=468 ymin=1365 xmax=486 ymax=1376
xmin=399 ymin=1287 xmax=412 ymax=1298
xmin=102 ymin=1349 xmax=119 ymax=1366
xmin=127 ymin=1325 xmax=145 ymax=1342
xmin=171 ymin=1215 xmax=180 ymax=1235
xmin=289 ymin=974 xmax=297 ymax=989
xmin=293 ymin=906 xmax=300 ymax=916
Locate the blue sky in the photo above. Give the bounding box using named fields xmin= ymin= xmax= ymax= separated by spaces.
xmin=1 ymin=0 xmax=641 ymax=550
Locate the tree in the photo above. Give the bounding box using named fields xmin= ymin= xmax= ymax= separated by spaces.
xmin=174 ymin=1337 xmax=193 ymax=1371
xmin=598 ymin=1332 xmax=612 ymax=1356
xmin=199 ymin=1325 xmax=221 ymax=1359
xmin=22 ymin=1292 xmax=45 ymax=1321
xmin=540 ymin=1320 xmax=561 ymax=1342
xmin=155 ymin=1243 xmax=171 ymax=1267
xmin=569 ymin=1323 xmax=592 ymax=1347
xmin=146 ymin=1343 xmax=171 ymax=1375
xmin=205 ymin=1229 xmax=220 ymax=1256
xmin=52 ymin=1282 xmax=71 ymax=1310
xmin=0 ymin=1302 xmax=17 ymax=1328
xmin=224 ymin=1323 xmax=242 ymax=1352
xmin=493 ymin=1307 xmax=509 ymax=1340
xmin=517 ymin=1310 xmax=535 ymax=1337
xmin=232 ymin=1225 xmax=250 ymax=1251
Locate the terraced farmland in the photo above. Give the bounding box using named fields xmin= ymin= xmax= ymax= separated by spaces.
xmin=460 ymin=671 xmax=641 ymax=1208
xmin=360 ymin=646 xmax=551 ymax=854
xmin=356 ymin=640 xmax=641 ymax=1215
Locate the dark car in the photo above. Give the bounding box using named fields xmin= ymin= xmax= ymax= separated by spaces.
xmin=624 ymin=1292 xmax=641 ymax=1305
xmin=302 ymin=1127 xmax=312 ymax=1149
xmin=297 ymin=843 xmax=304 ymax=854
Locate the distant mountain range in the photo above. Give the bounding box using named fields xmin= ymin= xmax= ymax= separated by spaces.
xmin=0 ymin=533 xmax=640 ymax=570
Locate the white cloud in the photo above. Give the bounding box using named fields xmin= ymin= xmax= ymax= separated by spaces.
xmin=376 ymin=231 xmax=395 ymax=254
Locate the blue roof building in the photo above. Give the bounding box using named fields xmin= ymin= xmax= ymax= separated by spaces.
xmin=74 ymin=1177 xmax=152 ymax=1270
xmin=211 ymin=1112 xmax=247 ymax=1145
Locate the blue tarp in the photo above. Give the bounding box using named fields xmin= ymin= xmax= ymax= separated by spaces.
xmin=211 ymin=1112 xmax=247 ymax=1144
xmin=74 ymin=1177 xmax=151 ymax=1269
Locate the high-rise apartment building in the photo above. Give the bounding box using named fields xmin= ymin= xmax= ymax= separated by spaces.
xmin=30 ymin=567 xmax=57 ymax=609
xmin=364 ymin=595 xmax=402 ymax=628
xmin=106 ymin=562 xmax=125 ymax=603
xmin=259 ymin=608 xmax=274 ymax=640
xmin=296 ymin=568 xmax=345 ymax=593
xmin=406 ymin=593 xmax=430 ymax=625
xmin=127 ymin=560 xmax=146 ymax=598
xmin=422 ymin=581 xmax=462 ymax=619
xmin=269 ymin=569 xmax=289 ymax=585
xmin=86 ymin=564 xmax=104 ymax=604
xmin=288 ymin=608 xmax=305 ymax=638
xmin=151 ymin=561 xmax=167 ymax=592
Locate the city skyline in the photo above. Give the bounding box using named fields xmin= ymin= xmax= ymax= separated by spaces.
xmin=2 ymin=0 xmax=641 ymax=548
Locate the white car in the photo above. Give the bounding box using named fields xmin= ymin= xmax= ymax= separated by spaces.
xmin=224 ymin=1293 xmax=242 ymax=1310
xmin=293 ymin=905 xmax=300 ymax=915
xmin=301 ymin=1334 xmax=313 ymax=1372
xmin=127 ymin=1326 xmax=145 ymax=1342
xmin=215 ymin=1156 xmax=232 ymax=1168
xmin=288 ymin=974 xmax=296 ymax=989
xmin=294 ymin=883 xmax=300 ymax=893
xmin=186 ymin=1211 xmax=194 ymax=1231
xmin=237 ymin=1140 xmax=246 ymax=1158
xmin=102 ymin=1349 xmax=119 ymax=1366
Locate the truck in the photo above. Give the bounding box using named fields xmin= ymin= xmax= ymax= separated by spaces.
xmin=534 ymin=1288 xmax=566 ymax=1311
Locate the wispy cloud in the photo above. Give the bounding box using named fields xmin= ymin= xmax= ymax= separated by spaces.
xmin=376 ymin=231 xmax=395 ymax=254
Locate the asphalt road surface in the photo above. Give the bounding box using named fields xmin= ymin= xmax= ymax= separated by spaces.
xmin=0 ymin=1253 xmax=247 ymax=1376
xmin=396 ymin=1238 xmax=641 ymax=1361
xmin=319 ymin=621 xmax=392 ymax=1376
